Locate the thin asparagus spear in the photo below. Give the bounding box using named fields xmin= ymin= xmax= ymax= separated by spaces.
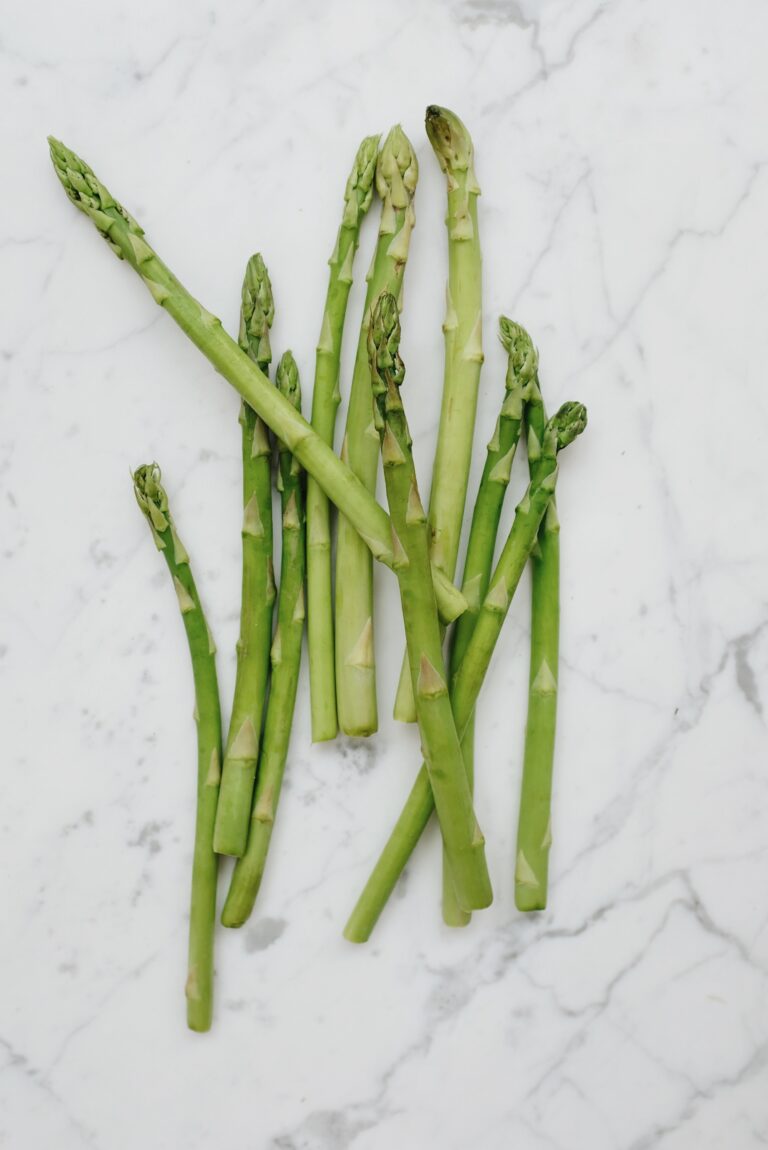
xmin=368 ymin=293 xmax=492 ymax=911
xmin=393 ymin=105 xmax=483 ymax=724
xmin=344 ymin=400 xmax=587 ymax=942
xmin=48 ymin=139 xmax=464 ymax=624
xmin=213 ymin=254 xmax=275 ymax=857
xmin=133 ymin=464 xmax=222 ymax=1032
xmin=222 ymin=352 xmax=306 ymax=926
xmin=515 ymin=364 xmax=560 ymax=910
xmin=307 ymin=134 xmax=380 ymax=744
xmin=334 ymin=126 xmax=418 ymax=736
xmin=441 ymin=318 xmax=533 ymax=926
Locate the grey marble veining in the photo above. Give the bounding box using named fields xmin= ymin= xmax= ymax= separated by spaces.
xmin=2 ymin=0 xmax=768 ymax=1146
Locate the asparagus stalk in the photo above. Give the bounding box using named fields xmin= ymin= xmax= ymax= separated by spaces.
xmin=367 ymin=293 xmax=491 ymax=912
xmin=48 ymin=139 xmax=464 ymax=624
xmin=334 ymin=126 xmax=418 ymax=736
xmin=393 ymin=105 xmax=484 ymax=724
xmin=213 ymin=255 xmax=275 ymax=857
xmin=222 ymin=352 xmax=306 ymax=926
xmin=515 ymin=363 xmax=560 ymax=910
xmin=307 ymin=135 xmax=380 ymax=743
xmin=344 ymin=400 xmax=587 ymax=942
xmin=441 ymin=318 xmax=533 ymax=926
xmin=133 ymin=464 xmax=222 ymax=1032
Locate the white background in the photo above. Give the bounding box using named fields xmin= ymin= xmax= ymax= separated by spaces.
xmin=3 ymin=1 xmax=768 ymax=1146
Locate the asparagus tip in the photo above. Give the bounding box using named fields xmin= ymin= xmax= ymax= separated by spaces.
xmin=343 ymin=134 xmax=381 ymax=225
xmin=424 ymin=105 xmax=474 ymax=175
xmin=368 ymin=292 xmax=404 ymax=400
xmin=133 ymin=462 xmax=168 ymax=525
xmin=377 ymin=125 xmax=418 ymax=202
xmin=276 ymin=350 xmax=301 ymax=410
xmin=549 ymin=402 xmax=588 ymax=451
xmin=498 ymin=316 xmax=539 ymax=387
xmin=239 ymin=253 xmax=275 ymax=369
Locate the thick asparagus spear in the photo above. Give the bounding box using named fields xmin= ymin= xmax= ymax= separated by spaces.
xmin=213 ymin=255 xmax=275 ymax=857
xmin=48 ymin=139 xmax=464 ymax=624
xmin=345 ymin=400 xmax=587 ymax=942
xmin=441 ymin=318 xmax=533 ymax=926
xmin=515 ymin=363 xmax=561 ymax=910
xmin=307 ymin=135 xmax=380 ymax=743
xmin=334 ymin=126 xmax=418 ymax=736
xmin=393 ymin=105 xmax=483 ymax=724
xmin=133 ymin=464 xmax=222 ymax=1032
xmin=222 ymin=352 xmax=306 ymax=926
xmin=367 ymin=293 xmax=491 ymax=912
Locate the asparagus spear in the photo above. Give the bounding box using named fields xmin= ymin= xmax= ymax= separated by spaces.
xmin=307 ymin=135 xmax=380 ymax=743
xmin=334 ymin=126 xmax=418 ymax=736
xmin=133 ymin=464 xmax=222 ymax=1032
xmin=515 ymin=362 xmax=561 ymax=910
xmin=48 ymin=139 xmax=464 ymax=624
xmin=344 ymin=400 xmax=587 ymax=942
xmin=393 ymin=105 xmax=484 ymax=724
xmin=367 ymin=293 xmax=492 ymax=912
xmin=441 ymin=318 xmax=533 ymax=926
xmin=222 ymin=352 xmax=306 ymax=926
xmin=213 ymin=254 xmax=275 ymax=857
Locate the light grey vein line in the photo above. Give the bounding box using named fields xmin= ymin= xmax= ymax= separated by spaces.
xmin=572 ymin=159 xmax=768 ymax=378
xmin=44 ymin=949 xmax=159 ymax=1078
xmin=558 ymin=650 xmax=665 ymax=709
xmin=559 ymin=614 xmax=767 ymax=877
xmin=131 ymin=32 xmax=204 ymax=83
xmin=0 ymin=1034 xmax=99 ymax=1147
xmin=480 ymin=1 xmax=609 ymax=117
xmin=510 ymin=166 xmax=590 ymax=311
xmin=626 ymin=1038 xmax=768 ymax=1150
xmin=46 ymin=312 xmax=163 ymax=358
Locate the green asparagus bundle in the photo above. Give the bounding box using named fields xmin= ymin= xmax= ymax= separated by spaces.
xmin=132 ymin=464 xmax=222 ymax=1032
xmin=441 ymin=318 xmax=534 ymax=926
xmin=48 ymin=139 xmax=465 ymax=627
xmin=394 ymin=105 xmax=484 ymax=725
xmin=307 ymin=135 xmax=380 ymax=743
xmin=222 ymin=352 xmax=306 ymax=927
xmin=334 ymin=126 xmax=418 ymax=737
xmin=50 ymin=124 xmax=591 ymax=1002
xmin=345 ymin=399 xmax=587 ymax=942
xmin=213 ymin=255 xmax=275 ymax=858
xmin=367 ymin=293 xmax=492 ymax=911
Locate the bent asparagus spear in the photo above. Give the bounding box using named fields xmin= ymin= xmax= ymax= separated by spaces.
xmin=213 ymin=255 xmax=275 ymax=857
xmin=367 ymin=292 xmax=491 ymax=912
xmin=344 ymin=399 xmax=587 ymax=942
xmin=222 ymin=352 xmax=306 ymax=926
xmin=133 ymin=464 xmax=222 ymax=1032
xmin=307 ymin=134 xmax=380 ymax=743
xmin=335 ymin=126 xmax=418 ymax=737
xmin=441 ymin=318 xmax=533 ymax=926
xmin=48 ymin=138 xmax=465 ymax=624
xmin=393 ymin=105 xmax=483 ymax=724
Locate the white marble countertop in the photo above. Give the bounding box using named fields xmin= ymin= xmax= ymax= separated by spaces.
xmin=3 ymin=0 xmax=768 ymax=1146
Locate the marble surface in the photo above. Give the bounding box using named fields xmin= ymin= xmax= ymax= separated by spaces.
xmin=3 ymin=0 xmax=768 ymax=1145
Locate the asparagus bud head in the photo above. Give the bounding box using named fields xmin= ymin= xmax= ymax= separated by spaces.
xmin=376 ymin=126 xmax=418 ymax=216
xmin=498 ymin=317 xmax=539 ymax=390
xmin=48 ymin=137 xmax=143 ymax=260
xmin=368 ymin=292 xmax=405 ymax=420
xmin=239 ymin=253 xmax=275 ymax=370
xmin=342 ymin=134 xmax=381 ymax=228
xmin=133 ymin=463 xmax=169 ymax=529
xmin=276 ymin=350 xmax=301 ymax=412
xmin=425 ymin=106 xmax=474 ymax=178
xmin=548 ymin=402 xmax=588 ymax=453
